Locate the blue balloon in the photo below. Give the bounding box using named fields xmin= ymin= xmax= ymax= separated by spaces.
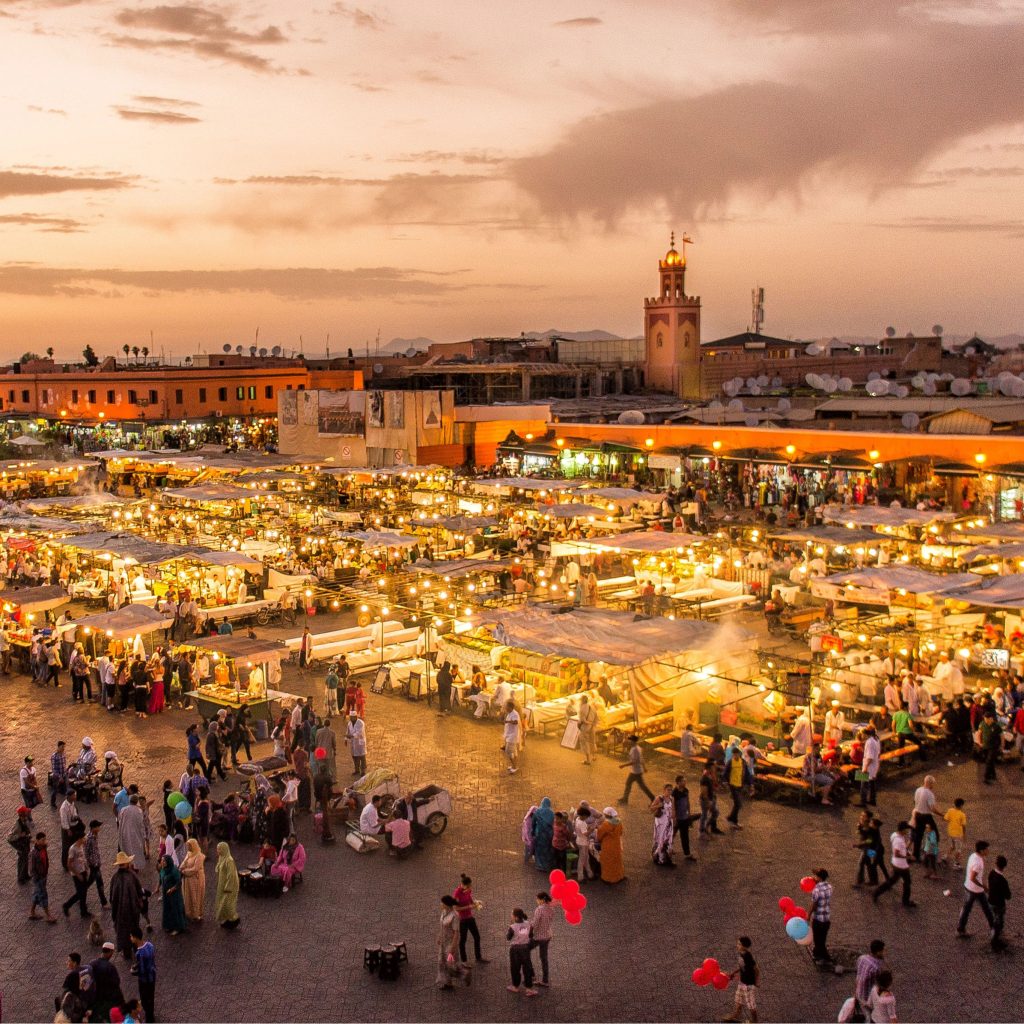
xmin=785 ymin=917 xmax=809 ymax=941
xmin=174 ymin=800 xmax=193 ymax=821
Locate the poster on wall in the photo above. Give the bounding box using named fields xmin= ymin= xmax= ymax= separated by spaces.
xmin=317 ymin=390 xmax=365 ymax=435
xmin=386 ymin=391 xmax=405 ymax=430
xmin=279 ymin=390 xmax=297 ymax=427
xmin=367 ymin=390 xmax=384 ymax=428
xmin=422 ymin=390 xmax=442 ymax=429
xmin=299 ymin=390 xmax=318 ymax=426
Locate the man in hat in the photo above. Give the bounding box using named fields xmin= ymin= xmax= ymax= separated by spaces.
xmin=9 ymin=805 xmax=33 ymax=883
xmin=28 ymin=831 xmax=57 ymax=922
xmin=84 ymin=818 xmax=108 ymax=908
xmin=109 ymin=851 xmax=144 ymax=964
xmin=77 ymin=737 xmax=97 ymax=774
xmin=89 ymin=943 xmax=125 ymax=1021
xmin=19 ymin=754 xmax=40 ymax=808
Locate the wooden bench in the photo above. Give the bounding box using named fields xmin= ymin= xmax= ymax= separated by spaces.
xmin=879 ymin=743 xmax=919 ymax=763
xmin=644 ymin=732 xmax=679 ymax=747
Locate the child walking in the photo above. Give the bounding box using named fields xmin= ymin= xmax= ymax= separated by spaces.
xmin=922 ymin=821 xmax=940 ymax=878
xmin=943 ymin=797 xmax=967 ymax=868
xmin=725 ymin=936 xmax=759 ymax=1023
xmin=506 ymin=908 xmax=538 ymax=998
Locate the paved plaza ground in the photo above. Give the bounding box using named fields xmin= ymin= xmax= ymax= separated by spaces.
xmin=2 ymin=611 xmax=1022 ymax=1022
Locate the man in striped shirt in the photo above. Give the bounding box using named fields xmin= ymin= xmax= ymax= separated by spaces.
xmin=854 ymin=940 xmax=886 ymax=1016
xmin=49 ymin=741 xmax=67 ymax=808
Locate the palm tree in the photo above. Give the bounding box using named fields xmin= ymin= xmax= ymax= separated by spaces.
xmin=45 ymin=346 xmax=54 ymax=359
xmin=131 ymin=346 xmax=139 ymax=362
xmin=122 ymin=344 xmax=130 ymax=363
xmin=141 ymin=346 xmax=149 ymax=364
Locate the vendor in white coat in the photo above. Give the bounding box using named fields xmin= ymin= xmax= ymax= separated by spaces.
xmin=789 ymin=707 xmax=813 ymax=756
xmin=932 ymin=651 xmax=965 ymax=700
xmin=824 ymin=700 xmax=845 ymax=745
xmin=346 ymin=711 xmax=367 ymax=777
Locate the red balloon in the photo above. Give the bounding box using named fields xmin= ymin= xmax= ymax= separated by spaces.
xmin=791 ymin=906 xmax=808 ymax=920
xmin=550 ymin=882 xmax=567 ymax=901
xmin=575 ymin=894 xmax=587 ymax=910
xmin=314 ymin=747 xmax=327 ymax=759
xmin=564 ymin=879 xmax=580 ymax=895
xmin=799 ymin=876 xmax=816 ymax=893
xmin=783 ymin=912 xmax=796 ymax=924
xmin=712 ymin=972 xmax=730 ymax=991
xmin=692 ymin=968 xmax=710 ymax=986
xmin=564 ymin=909 xmax=582 ymax=926
xmin=778 ymin=896 xmax=795 ymax=912
xmin=549 ymin=869 xmax=566 ymax=885
xmin=702 ymin=958 xmax=719 ymax=975
xmin=562 ymin=893 xmax=583 ymax=912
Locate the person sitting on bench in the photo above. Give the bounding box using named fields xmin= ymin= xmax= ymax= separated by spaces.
xmin=359 ymin=795 xmax=383 ymax=835
xmin=801 ymin=744 xmax=836 ymax=806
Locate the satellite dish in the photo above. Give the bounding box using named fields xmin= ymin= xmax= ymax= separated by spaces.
xmin=271 ymin=345 xmax=282 ymax=356
xmin=744 ymin=415 xmax=759 ymax=428
xmin=902 ymin=412 xmax=920 ymax=430
xmin=866 ymin=379 xmax=889 ymax=397
xmin=771 ymin=377 xmax=783 ymax=388
xmin=805 ymin=343 xmax=822 ymax=356
xmin=405 ymin=347 xmax=418 ymax=358
xmin=950 ymin=378 xmax=971 ymax=397
xmin=805 ymin=373 xmax=823 ymax=389
xmin=728 ymin=398 xmax=744 ymax=412
xmin=616 ymin=410 xmax=645 ymax=425
xmin=708 ymin=400 xmax=723 ymax=412
xmin=235 ymin=345 xmax=243 ymax=354
xmin=258 ymin=347 xmax=268 ymax=357
xmin=868 ymin=371 xmax=880 ymax=381
xmin=894 ymin=385 xmax=909 ymax=399
xmin=373 ymin=363 xmax=384 ymax=375
xmin=722 ymin=381 xmax=738 ymax=397
xmin=1011 ymin=378 xmax=1024 ymax=398
xmin=932 ymin=324 xmax=943 ymax=336
xmin=885 ymin=326 xmax=896 ymax=338
xmin=838 ymin=377 xmax=853 ymax=392
xmin=777 ymin=397 xmax=791 ymax=412
xmin=922 ymin=381 xmax=937 ymax=396
xmin=745 ymin=377 xmax=757 ymax=390
xmin=222 ymin=343 xmax=232 ymax=353
xmin=910 ymin=375 xmax=925 ymax=390
xmin=750 ymin=385 xmax=763 ymax=396
xmin=824 ymin=378 xmax=838 ymax=394
xmin=756 ymin=374 xmax=769 ymax=387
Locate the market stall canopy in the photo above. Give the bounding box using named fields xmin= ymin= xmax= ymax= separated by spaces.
xmin=52 ymin=531 xmax=209 ymax=565
xmin=0 ymin=513 xmax=90 ymax=534
xmin=338 ymin=530 xmax=420 ymax=548
xmin=435 ymin=515 xmax=498 ymax=532
xmin=19 ymin=493 xmax=125 ymax=513
xmin=992 ymin=462 xmax=1024 ymax=478
xmin=187 ymin=635 xmax=288 ymax=661
xmin=957 ymin=542 xmax=1024 ymax=564
xmin=538 ymin=503 xmax=609 ymax=519
xmin=950 ymin=522 xmax=1024 ymax=542
xmin=9 ymin=435 xmax=46 ymax=448
xmin=89 ymin=449 xmax=153 ymax=460
xmin=819 ymin=505 xmax=956 ymax=529
xmin=162 ymin=484 xmax=259 ymax=502
xmin=950 ymin=574 xmax=1024 ymax=610
xmin=576 ymin=487 xmax=666 ymax=504
xmin=1 ymin=584 xmax=69 ymax=612
xmin=61 ymin=604 xmax=174 ymax=639
xmin=588 ymin=529 xmax=708 ymax=553
xmin=719 ymin=447 xmax=790 ymax=464
xmin=798 ymin=452 xmax=873 ymax=471
xmin=477 ymin=605 xmax=747 ymax=667
xmin=812 ymin=566 xmax=982 ymax=599
xmin=933 ymin=461 xmax=980 ymax=477
xmin=470 ymin=478 xmax=576 ymax=492
xmin=412 ymin=558 xmax=505 ymax=578
xmin=191 ymin=550 xmax=263 ymax=571
xmin=772 ymin=526 xmax=884 ymax=546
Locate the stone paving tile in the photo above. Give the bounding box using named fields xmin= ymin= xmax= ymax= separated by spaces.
xmin=1 ymin=610 xmax=1022 ymax=1021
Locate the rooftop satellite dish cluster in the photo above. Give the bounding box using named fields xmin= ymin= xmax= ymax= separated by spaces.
xmin=804 ymin=372 xmax=852 ymax=394
xmin=616 ymin=410 xmax=646 ymax=425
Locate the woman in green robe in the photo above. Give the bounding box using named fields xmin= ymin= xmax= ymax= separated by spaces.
xmin=159 ymin=854 xmax=188 ymax=935
xmin=215 ymin=841 xmax=241 ymax=929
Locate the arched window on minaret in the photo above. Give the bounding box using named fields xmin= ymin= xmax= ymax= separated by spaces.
xmin=656 ymin=332 xmax=664 ymax=349
xmin=684 ymin=331 xmax=690 ymax=349
xmin=674 ymin=275 xmax=682 ymax=299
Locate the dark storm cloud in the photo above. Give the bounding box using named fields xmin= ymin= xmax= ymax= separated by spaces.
xmin=511 ymin=17 xmax=1024 ymax=223
xmin=0 ymin=170 xmax=132 ymax=198
xmin=0 ymin=264 xmax=468 ymax=299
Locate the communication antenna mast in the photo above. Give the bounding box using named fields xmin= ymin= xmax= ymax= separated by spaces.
xmin=751 ymin=286 xmax=765 ymax=335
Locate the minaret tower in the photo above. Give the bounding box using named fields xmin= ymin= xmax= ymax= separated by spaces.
xmin=643 ymin=232 xmax=702 ymax=398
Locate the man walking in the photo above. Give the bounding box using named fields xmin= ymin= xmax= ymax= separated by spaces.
xmin=989 ymin=854 xmax=1011 ymax=952
xmin=502 ymin=700 xmax=521 ymax=775
xmin=724 ymin=736 xmax=745 ymax=829
xmin=854 ymin=940 xmax=886 ymax=1019
xmin=49 ymin=741 xmax=67 ymax=808
xmin=62 ymin=831 xmax=92 ymax=919
xmin=59 ymin=788 xmax=81 ymax=870
xmin=980 ymin=710 xmax=1001 ymax=784
xmin=671 ymin=775 xmax=697 ymax=861
xmin=618 ymin=735 xmax=655 ymax=804
xmin=84 ymin=819 xmax=108 ymax=909
xmin=956 ymin=840 xmax=996 ymax=938
xmin=130 ymin=929 xmax=157 ymax=1023
xmin=809 ymin=868 xmax=833 ymax=964
xmin=578 ymin=695 xmax=597 ymax=766
xmin=872 ymin=821 xmax=916 ymax=907
xmin=10 ymin=805 xmax=33 ymax=883
xmin=324 ymin=662 xmax=340 ymax=716
xmin=28 ymin=832 xmax=57 ymax=922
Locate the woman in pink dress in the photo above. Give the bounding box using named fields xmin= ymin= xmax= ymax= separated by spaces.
xmin=147 ymin=657 xmax=165 ymax=715
xmin=270 ymin=834 xmax=306 ymax=892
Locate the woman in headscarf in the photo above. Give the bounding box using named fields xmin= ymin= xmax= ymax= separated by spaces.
xmin=436 ymin=661 xmax=453 ymax=715
xmin=596 ymin=806 xmax=625 ymax=884
xmin=529 ymin=797 xmax=556 ymax=872
xmin=215 ymin=841 xmax=240 ymax=929
xmin=159 ymin=853 xmax=188 ymax=935
xmin=650 ymin=785 xmax=675 ymax=868
xmin=179 ymin=838 xmax=206 ymax=921
xmin=436 ymin=894 xmax=465 ymax=990
xmin=270 ymin=833 xmax=306 ymax=893
xmin=266 ymin=793 xmax=290 ymax=851
xmin=172 ymin=832 xmax=187 ymax=867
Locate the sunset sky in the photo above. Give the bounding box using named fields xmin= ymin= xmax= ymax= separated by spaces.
xmin=1 ymin=0 xmax=1023 ymax=358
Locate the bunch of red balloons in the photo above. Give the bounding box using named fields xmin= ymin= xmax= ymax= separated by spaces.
xmin=548 ymin=870 xmax=587 ymax=926
xmin=691 ymin=957 xmax=730 ymax=990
